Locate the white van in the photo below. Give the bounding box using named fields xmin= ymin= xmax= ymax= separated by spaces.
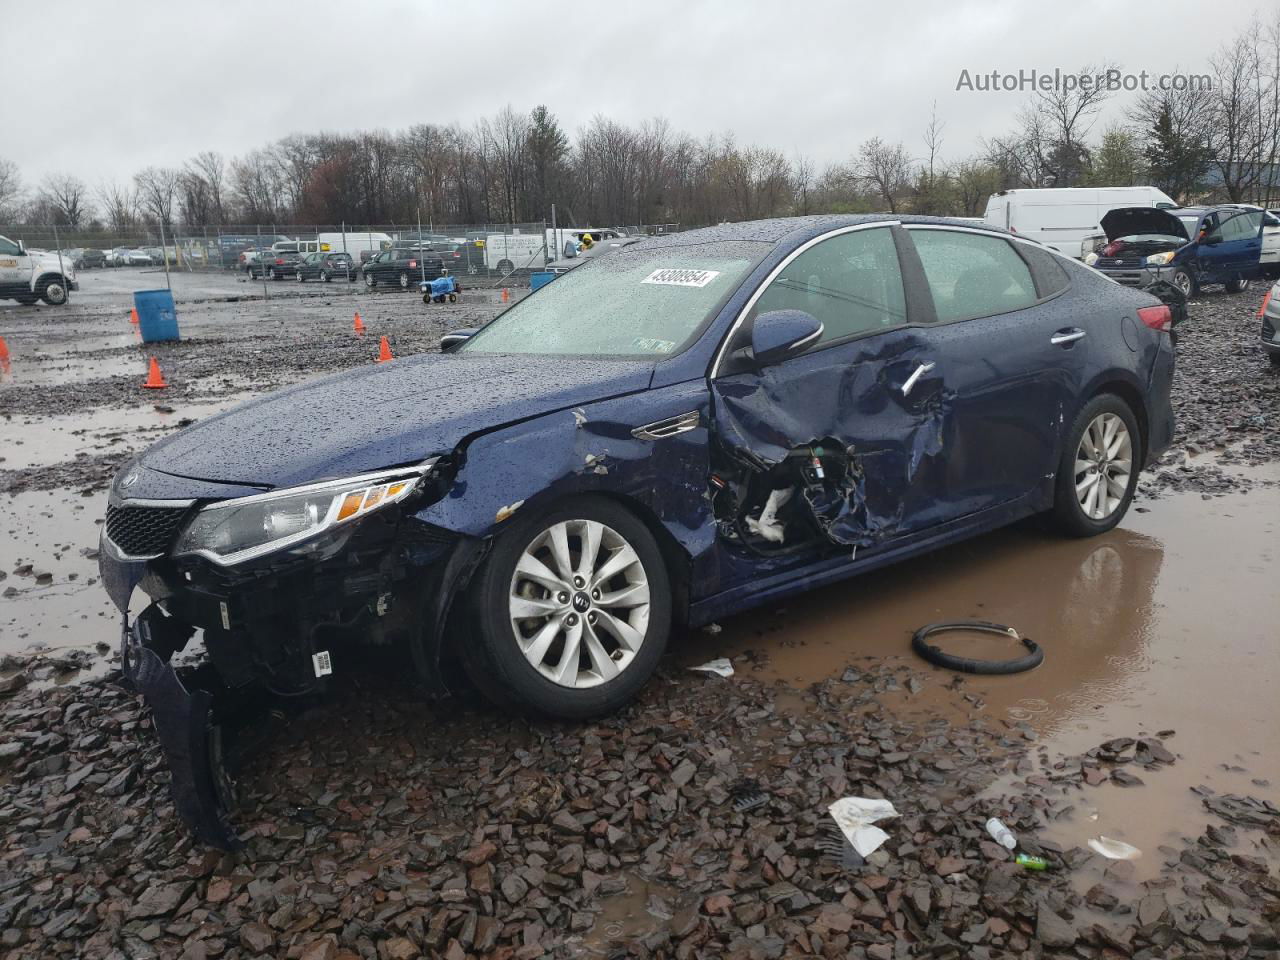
xmin=484 ymin=233 xmax=547 ymax=273
xmin=983 ymin=187 xmax=1177 ymax=258
xmin=316 ymin=232 xmax=393 ymax=265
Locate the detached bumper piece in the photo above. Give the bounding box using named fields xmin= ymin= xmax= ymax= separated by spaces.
xmin=122 ymin=605 xmax=242 ymax=850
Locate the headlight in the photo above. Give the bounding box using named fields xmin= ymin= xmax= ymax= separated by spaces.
xmin=1146 ymin=251 xmax=1176 ymax=265
xmin=1084 ymin=252 xmax=1099 ymax=266
xmin=174 ymin=460 xmax=437 ymax=565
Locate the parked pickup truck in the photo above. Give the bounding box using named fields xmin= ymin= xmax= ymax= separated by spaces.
xmin=0 ymin=234 xmax=79 ymax=305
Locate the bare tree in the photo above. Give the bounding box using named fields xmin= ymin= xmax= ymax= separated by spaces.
xmin=188 ymin=151 xmax=227 ymax=224
xmin=96 ymin=180 xmax=136 ymax=233
xmin=1209 ymin=33 xmax=1266 ymax=201
xmin=791 ymin=154 xmax=815 ymax=215
xmin=133 ymin=167 xmax=182 ymax=227
xmin=0 ymin=157 xmax=21 ymax=221
xmin=856 ymin=137 xmax=912 ymax=213
xmin=38 ymin=173 xmax=92 ymax=227
xmin=1128 ymin=73 xmax=1215 ymax=201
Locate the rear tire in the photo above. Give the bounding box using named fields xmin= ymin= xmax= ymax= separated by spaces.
xmin=399 ymin=272 xmax=410 ymax=290
xmin=460 ymin=496 xmax=671 ymax=720
xmin=1050 ymin=394 xmax=1140 ymax=538
xmin=1226 ymin=276 xmax=1251 ymax=294
xmin=1268 ymin=352 xmax=1280 ymax=366
xmin=364 ymin=273 xmax=375 ymax=289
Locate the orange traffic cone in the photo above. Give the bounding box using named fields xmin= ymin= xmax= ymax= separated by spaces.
xmin=129 ymin=307 xmax=140 ymax=325
xmin=375 ymin=336 xmax=393 ymax=363
xmin=141 ymin=356 xmax=168 ymax=389
xmin=353 ymin=311 xmax=366 ymax=334
xmin=0 ymin=336 xmax=9 ymax=363
xmin=500 ymin=288 xmax=510 ymax=303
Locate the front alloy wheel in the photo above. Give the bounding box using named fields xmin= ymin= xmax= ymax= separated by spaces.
xmin=508 ymin=519 xmax=650 ymax=688
xmin=462 ymin=497 xmax=671 ymax=718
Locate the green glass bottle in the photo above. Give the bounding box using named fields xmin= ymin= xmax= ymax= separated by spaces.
xmin=1015 ymin=853 xmax=1050 ymax=870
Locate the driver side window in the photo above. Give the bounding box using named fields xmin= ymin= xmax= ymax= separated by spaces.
xmin=0 ymin=236 xmax=21 ymax=256
xmin=751 ymin=227 xmax=906 ymax=347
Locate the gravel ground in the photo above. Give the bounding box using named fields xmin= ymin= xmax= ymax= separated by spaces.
xmin=1 ymin=286 xmax=1278 ymax=959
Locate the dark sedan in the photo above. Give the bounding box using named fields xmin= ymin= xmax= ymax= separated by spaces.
xmin=98 ymin=215 xmax=1175 ymax=847
xmin=295 ymin=251 xmax=357 ymax=282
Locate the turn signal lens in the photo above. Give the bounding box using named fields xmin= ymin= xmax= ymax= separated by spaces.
xmin=337 ymin=492 xmax=364 ymax=521
xmin=1259 ymin=288 xmax=1273 ymax=318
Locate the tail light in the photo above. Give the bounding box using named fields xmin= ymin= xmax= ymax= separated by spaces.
xmin=453 ymin=251 xmax=460 ymax=258
xmin=1137 ymin=304 xmax=1172 ymax=332
xmin=275 ymin=258 xmax=285 ymax=265
xmin=408 ymin=259 xmax=417 ymax=268
xmin=1258 ymin=288 xmax=1273 ymax=318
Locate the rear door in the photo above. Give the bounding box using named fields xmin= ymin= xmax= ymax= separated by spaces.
xmin=901 ymin=226 xmax=1075 ymax=514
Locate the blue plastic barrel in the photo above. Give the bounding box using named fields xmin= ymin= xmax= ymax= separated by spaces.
xmin=134 ymin=289 xmax=179 ymax=343
xmin=529 ymin=271 xmax=555 ymax=291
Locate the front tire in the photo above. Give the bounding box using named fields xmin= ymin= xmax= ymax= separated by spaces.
xmin=1051 ymin=395 xmax=1140 ymax=537
xmin=39 ymin=278 xmax=68 ymax=306
xmin=364 ymin=273 xmax=376 ymax=289
xmin=1171 ymin=268 xmax=1196 ymax=298
xmin=461 ymin=497 xmax=672 ymax=719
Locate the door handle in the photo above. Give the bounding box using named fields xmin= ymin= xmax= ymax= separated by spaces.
xmin=901 ymin=361 xmax=936 ymax=396
xmin=1050 ymin=329 xmax=1086 ymax=346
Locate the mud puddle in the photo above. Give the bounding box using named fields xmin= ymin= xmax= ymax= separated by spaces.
xmin=685 ymin=473 xmax=1280 ymax=878
xmin=2 ymin=399 xmax=241 ymax=470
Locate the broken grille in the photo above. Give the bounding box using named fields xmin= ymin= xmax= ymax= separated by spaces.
xmin=105 ymin=503 xmax=191 ymax=558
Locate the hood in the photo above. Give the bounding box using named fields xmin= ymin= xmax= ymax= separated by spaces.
xmin=1101 ymin=208 xmax=1190 ymax=243
xmin=140 ymin=352 xmax=654 ymax=488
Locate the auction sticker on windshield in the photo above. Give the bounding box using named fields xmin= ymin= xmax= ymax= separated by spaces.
xmin=642 ymin=268 xmax=721 ymax=288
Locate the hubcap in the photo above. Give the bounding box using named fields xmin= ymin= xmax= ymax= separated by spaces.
xmin=1074 ymin=412 xmax=1132 ymax=521
xmin=508 ymin=519 xmax=650 ymax=689
xmin=46 ymin=283 xmax=65 ymax=303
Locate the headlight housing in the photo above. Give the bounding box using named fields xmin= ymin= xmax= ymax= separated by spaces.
xmin=174 ymin=460 xmax=438 ymax=566
xmin=1145 ymin=250 xmax=1176 ymax=266
xmin=1084 ymin=252 xmax=1099 ymax=266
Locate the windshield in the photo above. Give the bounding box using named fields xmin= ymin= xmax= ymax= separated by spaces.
xmin=460 ymin=241 xmax=770 ymax=357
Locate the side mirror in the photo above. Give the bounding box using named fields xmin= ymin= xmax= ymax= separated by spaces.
xmin=440 ymin=328 xmax=478 ymax=353
xmin=751 ymin=310 xmax=823 ymax=367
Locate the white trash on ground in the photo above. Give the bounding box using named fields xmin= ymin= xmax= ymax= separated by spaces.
xmin=828 ymin=797 xmax=899 ymax=857
xmin=688 ymin=658 xmax=734 ymax=678
xmin=1088 ymin=836 xmax=1142 ymax=860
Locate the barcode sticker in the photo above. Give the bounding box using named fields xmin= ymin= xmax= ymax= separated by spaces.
xmin=642 ymin=268 xmax=720 ymax=288
xmin=312 ymin=651 xmax=333 ymax=677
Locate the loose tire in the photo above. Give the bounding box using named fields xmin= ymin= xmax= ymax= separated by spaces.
xmin=1171 ymin=268 xmax=1196 ymax=298
xmin=461 ymin=496 xmax=671 ymax=719
xmin=1050 ymin=394 xmax=1141 ymax=538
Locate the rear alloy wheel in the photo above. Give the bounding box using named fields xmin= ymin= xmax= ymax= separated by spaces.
xmin=462 ymin=497 xmax=671 ymax=719
xmin=1051 ymin=395 xmax=1140 ymax=537
xmin=1171 ymin=268 xmax=1196 ymax=298
xmin=1226 ymin=276 xmax=1251 ymax=294
xmin=364 ymin=273 xmax=376 ymax=289
xmin=399 ymin=272 xmax=410 ymax=290
xmin=319 ymin=270 xmax=329 ymax=283
xmin=296 ymin=270 xmax=305 ymax=282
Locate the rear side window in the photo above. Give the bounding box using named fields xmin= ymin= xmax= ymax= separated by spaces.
xmin=1015 ymin=243 xmax=1070 ymax=298
xmin=1220 ymin=212 xmax=1261 ymax=241
xmin=751 ymin=227 xmax=907 ymax=346
xmin=909 ymin=230 xmax=1039 ymax=322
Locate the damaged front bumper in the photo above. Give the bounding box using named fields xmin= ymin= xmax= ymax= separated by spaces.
xmin=99 ymin=490 xmax=479 ymax=849
xmin=120 ymin=605 xmax=240 ymax=849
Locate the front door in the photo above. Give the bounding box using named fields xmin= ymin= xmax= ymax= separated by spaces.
xmin=709 ymin=224 xmax=955 ymax=561
xmin=0 ymin=236 xmax=28 ymax=294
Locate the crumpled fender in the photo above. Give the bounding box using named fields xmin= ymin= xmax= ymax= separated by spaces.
xmin=121 ymin=605 xmax=242 ymax=850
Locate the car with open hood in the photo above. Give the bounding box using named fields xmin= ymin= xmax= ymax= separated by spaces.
xmin=99 ymin=215 xmax=1176 ymax=847
xmin=1086 ymin=206 xmax=1265 ymax=296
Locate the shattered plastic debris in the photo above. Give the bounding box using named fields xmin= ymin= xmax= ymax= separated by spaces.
xmin=828 ymin=796 xmax=899 ymax=858
xmin=572 ymin=407 xmax=587 ymax=427
xmin=688 ymin=658 xmax=734 ymax=678
xmin=1088 ymin=836 xmax=1142 ymax=860
xmin=494 ymin=500 xmax=525 ymax=523
xmin=701 ymin=622 xmax=723 ymax=635
xmin=745 ymin=487 xmax=792 ymax=542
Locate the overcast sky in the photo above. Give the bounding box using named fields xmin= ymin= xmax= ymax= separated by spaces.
xmin=0 ymin=0 xmax=1267 ymax=188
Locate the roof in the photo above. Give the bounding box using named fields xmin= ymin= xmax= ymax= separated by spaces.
xmin=625 ymin=214 xmax=1010 ymax=251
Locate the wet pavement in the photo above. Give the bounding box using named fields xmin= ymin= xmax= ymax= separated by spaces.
xmin=1 ymin=282 xmax=1278 ymax=958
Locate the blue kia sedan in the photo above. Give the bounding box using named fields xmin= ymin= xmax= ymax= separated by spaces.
xmin=99 ymin=215 xmax=1175 ymax=846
